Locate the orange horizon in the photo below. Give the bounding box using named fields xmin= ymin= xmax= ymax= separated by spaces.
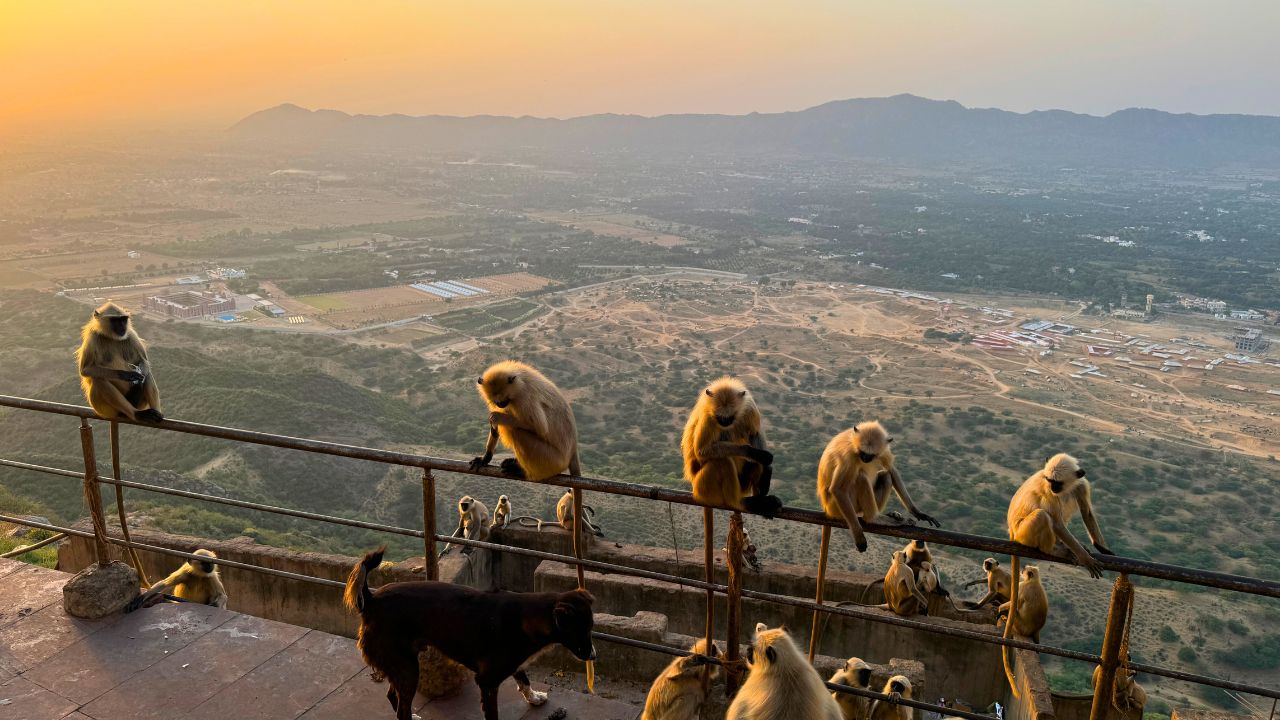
xmin=4 ymin=0 xmax=1279 ymax=143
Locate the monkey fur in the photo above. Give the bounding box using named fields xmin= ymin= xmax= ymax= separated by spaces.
xmin=491 ymin=494 xmax=511 ymax=529
xmin=903 ymin=539 xmax=950 ymax=598
xmin=964 ymin=558 xmax=1011 ymax=609
xmin=682 ymin=377 xmax=781 ymax=517
xmin=556 ymin=489 xmax=604 ymax=536
xmin=439 ymin=495 xmax=489 ymax=557
xmin=883 ymin=550 xmax=931 ymax=617
xmin=727 ymin=623 xmax=842 ymax=720
xmin=867 ymin=675 xmax=913 ymax=720
xmin=125 ymin=549 xmax=226 ymax=612
xmin=1004 ymin=453 xmax=1110 ymax=695
xmin=817 ymin=422 xmax=938 ymax=552
xmin=1093 ymin=663 xmax=1146 ymax=712
xmin=640 ymin=638 xmax=722 ymax=720
xmin=76 ymin=301 xmax=163 ymax=422
xmin=998 ymin=565 xmax=1048 ymax=642
xmin=829 ymin=657 xmax=874 ymax=720
xmin=470 ymin=360 xmax=580 ymax=481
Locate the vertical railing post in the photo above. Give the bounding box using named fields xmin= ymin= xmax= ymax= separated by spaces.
xmin=724 ymin=512 xmax=745 ymax=698
xmin=1089 ymin=574 xmax=1134 ymax=720
xmin=809 ymin=525 xmax=832 ymax=662
xmin=109 ymin=421 xmax=149 ymax=585
xmin=701 ymin=507 xmax=715 ymax=692
xmin=571 ymin=488 xmax=586 ymax=589
xmin=422 ymin=468 xmax=438 ymax=581
xmin=77 ymin=419 xmax=109 ymax=564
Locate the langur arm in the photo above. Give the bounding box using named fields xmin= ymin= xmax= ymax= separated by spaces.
xmin=469 ymin=425 xmax=501 ymax=470
xmin=125 ymin=567 xmax=191 ymax=612
xmin=831 ymin=466 xmax=870 ymax=552
xmin=568 ymin=446 xmax=581 ymax=477
xmin=1052 ymin=518 xmax=1104 ymax=578
xmin=887 ymin=466 xmax=940 ymax=527
xmin=969 ymin=589 xmax=999 ymax=608
xmin=745 ymin=432 xmax=773 ymax=496
xmin=438 ymin=520 xmax=466 ymax=557
xmin=207 ymin=573 xmax=228 ymax=608
xmin=963 ymin=578 xmax=987 ymax=589
xmin=1077 ymin=485 xmax=1113 ymax=555
xmin=80 ymin=363 xmax=145 ymax=383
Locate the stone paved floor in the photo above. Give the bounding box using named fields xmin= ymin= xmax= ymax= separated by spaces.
xmin=0 ymin=558 xmax=638 ymax=720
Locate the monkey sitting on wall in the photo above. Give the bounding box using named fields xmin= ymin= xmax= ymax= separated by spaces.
xmin=867 ymin=675 xmax=913 ymax=720
xmin=682 ymin=377 xmax=781 ymax=517
xmin=997 ymin=565 xmax=1048 ymax=642
xmin=640 ymin=638 xmax=722 ymax=720
xmin=556 ymin=489 xmax=604 ymax=537
xmin=76 ymin=301 xmax=163 ymax=422
xmin=125 ymin=549 xmax=226 ymax=612
xmin=491 ymin=494 xmax=511 ymax=529
xmin=470 ymin=360 xmax=580 ymax=481
xmin=882 ymin=550 xmax=931 ymax=617
xmin=829 ymin=657 xmax=874 ymax=720
xmin=817 ymin=422 xmax=938 ymax=552
xmin=727 ymin=623 xmax=842 ymax=720
xmin=963 ymin=558 xmax=1011 ymax=609
xmin=439 ymin=495 xmax=489 ymax=557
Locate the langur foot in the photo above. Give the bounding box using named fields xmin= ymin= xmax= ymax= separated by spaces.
xmin=499 ymin=458 xmax=527 ymax=478
xmin=136 ymin=408 xmax=164 ymax=423
xmin=742 ymin=494 xmax=783 ymax=519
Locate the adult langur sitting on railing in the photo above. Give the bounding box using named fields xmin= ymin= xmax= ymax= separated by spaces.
xmin=125 ymin=549 xmax=227 ymax=612
xmin=469 ymin=360 xmax=581 ymax=481
xmin=1003 ymin=452 xmax=1112 ymax=695
xmin=77 ymin=301 xmax=163 ymax=423
xmin=682 ymin=377 xmax=781 ymax=517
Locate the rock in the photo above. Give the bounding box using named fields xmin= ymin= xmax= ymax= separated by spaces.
xmin=4 ymin=516 xmax=51 ymax=538
xmin=63 ymin=561 xmax=139 ymax=619
xmin=418 ymin=646 xmax=471 ymax=699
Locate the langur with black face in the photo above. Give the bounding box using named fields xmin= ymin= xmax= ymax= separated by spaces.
xmin=439 ymin=495 xmax=489 ymax=557
xmin=640 ymin=638 xmax=722 ymax=720
xmin=491 ymin=495 xmax=511 ymax=529
xmin=963 ymin=558 xmax=1011 ymax=609
xmin=867 ymin=675 xmax=913 ymax=720
xmin=470 ymin=361 xmax=580 ymax=481
xmin=829 ymin=657 xmax=874 ymax=720
xmin=817 ymin=422 xmax=938 ymax=553
xmin=77 ymin=301 xmax=163 ymax=423
xmin=1003 ymin=453 xmax=1111 ymax=695
xmin=682 ymin=377 xmax=780 ymax=516
xmin=125 ymin=549 xmax=227 ymax=612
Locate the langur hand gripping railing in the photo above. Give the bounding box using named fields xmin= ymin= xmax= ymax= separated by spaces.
xmin=0 ymin=393 xmax=1277 ymax=720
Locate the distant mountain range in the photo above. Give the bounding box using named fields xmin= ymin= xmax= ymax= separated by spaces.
xmin=231 ymin=94 xmax=1280 ymax=169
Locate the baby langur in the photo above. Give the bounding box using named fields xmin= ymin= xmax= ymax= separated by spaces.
xmin=470 ymin=361 xmax=580 ymax=481
xmin=125 ymin=549 xmax=226 ymax=612
xmin=439 ymin=495 xmax=489 ymax=557
xmin=829 ymin=657 xmax=874 ymax=720
xmin=883 ymin=551 xmax=931 ymax=617
xmin=76 ymin=301 xmax=163 ymax=422
xmin=964 ymin=558 xmax=1011 ymax=609
xmin=640 ymin=638 xmax=723 ymax=720
xmin=1093 ymin=662 xmax=1146 ymax=712
xmin=916 ymin=561 xmax=940 ymax=596
xmin=683 ymin=377 xmax=781 ymax=517
xmin=727 ymin=623 xmax=842 ymax=720
xmin=817 ymin=422 xmax=938 ymax=553
xmin=491 ymin=494 xmax=511 ymax=529
xmin=556 ymin=489 xmax=604 ymax=536
xmin=725 ymin=527 xmax=763 ymax=572
xmin=867 ymin=675 xmax=913 ymax=720
xmin=903 ymin=539 xmax=950 ymax=598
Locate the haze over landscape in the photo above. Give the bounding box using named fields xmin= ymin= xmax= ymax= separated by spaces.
xmin=1 ymin=2 xmax=1278 ymax=719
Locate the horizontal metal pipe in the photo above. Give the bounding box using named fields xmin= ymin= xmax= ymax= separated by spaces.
xmin=0 ymin=531 xmax=68 ymax=558
xmin=1 ymin=394 xmax=1274 ymax=598
xmin=0 ymin=513 xmax=344 ymax=588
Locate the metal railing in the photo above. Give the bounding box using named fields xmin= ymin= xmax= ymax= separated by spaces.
xmin=1 ymin=394 xmax=1277 ymax=719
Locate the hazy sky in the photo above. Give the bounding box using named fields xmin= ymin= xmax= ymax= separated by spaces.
xmin=4 ymin=0 xmax=1279 ymax=141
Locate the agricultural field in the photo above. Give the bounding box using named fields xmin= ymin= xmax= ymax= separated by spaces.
xmin=431 ymin=298 xmax=546 ymax=335
xmin=529 ymin=211 xmax=692 ymax=247
xmin=0 ymin=248 xmax=187 ymax=287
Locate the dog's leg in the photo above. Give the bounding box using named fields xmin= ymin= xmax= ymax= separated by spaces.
xmin=476 ymin=678 xmax=502 ymax=720
xmin=389 ymin=662 xmax=420 ymax=720
xmin=513 ymin=669 xmax=548 ymax=706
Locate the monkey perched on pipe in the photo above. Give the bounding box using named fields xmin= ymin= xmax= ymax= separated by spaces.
xmin=682 ymin=377 xmax=781 ymax=517
xmin=76 ymin=301 xmax=163 ymax=423
xmin=640 ymin=638 xmax=722 ymax=720
xmin=470 ymin=360 xmax=580 ymax=481
xmin=1003 ymin=453 xmax=1109 ymax=695
xmin=817 ymin=422 xmax=937 ymax=552
xmin=963 ymin=558 xmax=1011 ymax=609
xmin=829 ymin=657 xmax=874 ymax=720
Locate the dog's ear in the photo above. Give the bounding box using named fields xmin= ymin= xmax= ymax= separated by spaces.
xmin=571 ymin=588 xmax=595 ymax=605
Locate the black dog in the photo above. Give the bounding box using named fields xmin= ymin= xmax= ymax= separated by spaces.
xmin=344 ymin=547 xmax=596 ymax=720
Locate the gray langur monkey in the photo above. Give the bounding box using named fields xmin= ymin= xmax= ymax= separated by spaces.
xmin=556 ymin=489 xmax=604 ymax=536
xmin=439 ymin=495 xmax=489 ymax=557
xmin=491 ymin=494 xmax=511 ymax=529
xmin=829 ymin=657 xmax=874 ymax=720
xmin=125 ymin=549 xmax=226 ymax=612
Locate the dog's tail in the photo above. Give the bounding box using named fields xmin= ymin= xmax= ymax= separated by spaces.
xmin=344 ymin=546 xmax=385 ymax=613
